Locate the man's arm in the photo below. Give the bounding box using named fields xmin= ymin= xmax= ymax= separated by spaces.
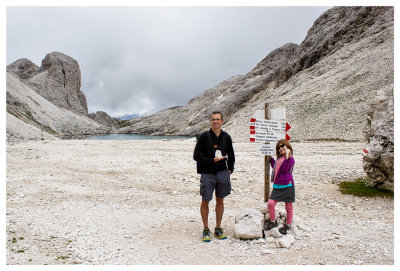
xmin=227 ymin=135 xmax=235 ymax=173
xmin=193 ymin=133 xmax=214 ymax=166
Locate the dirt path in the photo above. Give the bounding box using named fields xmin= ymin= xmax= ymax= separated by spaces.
xmin=6 ymin=139 xmax=394 ymax=265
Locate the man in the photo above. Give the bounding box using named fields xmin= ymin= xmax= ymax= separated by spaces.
xmin=193 ymin=111 xmax=235 ymax=242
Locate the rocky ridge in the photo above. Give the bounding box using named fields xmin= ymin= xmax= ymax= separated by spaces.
xmin=6 ymin=58 xmax=40 ymax=79
xmin=6 ymin=52 xmax=112 ymax=143
xmin=88 ymin=111 xmax=120 ymax=127
xmin=8 ymin=52 xmax=88 ymax=115
xmin=7 ymin=7 xmax=394 ymax=144
xmin=6 ymin=72 xmax=111 ymax=143
xmin=120 ymin=75 xmax=246 ymax=135
xmin=122 ymin=7 xmax=394 ymax=144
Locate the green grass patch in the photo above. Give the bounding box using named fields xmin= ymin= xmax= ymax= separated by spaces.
xmin=338 ymin=177 xmax=394 ymax=198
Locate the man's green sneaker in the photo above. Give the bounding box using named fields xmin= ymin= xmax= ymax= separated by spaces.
xmin=214 ymin=227 xmax=227 ymax=240
xmin=202 ymin=228 xmax=211 ymax=242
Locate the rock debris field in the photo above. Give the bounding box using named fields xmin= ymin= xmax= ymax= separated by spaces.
xmin=6 ymin=139 xmax=394 ymax=265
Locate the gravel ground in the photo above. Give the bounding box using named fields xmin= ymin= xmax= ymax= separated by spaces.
xmin=5 ymin=139 xmax=395 ymax=265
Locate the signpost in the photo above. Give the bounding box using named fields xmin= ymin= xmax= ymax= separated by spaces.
xmin=250 ymin=104 xmax=291 ymax=202
xmin=263 ymin=104 xmax=271 ymax=202
xmin=257 ymin=144 xmax=275 ymax=156
xmin=250 ymin=119 xmax=287 ymax=132
xmin=250 ymin=131 xmax=286 ymax=143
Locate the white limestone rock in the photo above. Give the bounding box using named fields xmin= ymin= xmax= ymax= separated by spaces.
xmin=277 ymin=234 xmax=296 ymax=249
xmin=362 ymin=85 xmax=394 ymax=191
xmin=264 ymin=226 xmax=283 ymax=239
xmin=233 ymin=208 xmax=264 ymax=240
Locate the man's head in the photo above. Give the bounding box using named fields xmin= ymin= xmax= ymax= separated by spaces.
xmin=211 ymin=111 xmax=224 ymax=131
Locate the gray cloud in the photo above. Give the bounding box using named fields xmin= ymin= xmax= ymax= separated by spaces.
xmin=7 ymin=6 xmax=331 ymax=117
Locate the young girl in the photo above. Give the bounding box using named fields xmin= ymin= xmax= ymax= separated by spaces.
xmin=264 ymin=139 xmax=295 ymax=235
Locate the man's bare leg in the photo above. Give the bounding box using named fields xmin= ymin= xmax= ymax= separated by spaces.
xmin=215 ymin=197 xmax=224 ymax=228
xmin=200 ymin=200 xmax=209 ymax=228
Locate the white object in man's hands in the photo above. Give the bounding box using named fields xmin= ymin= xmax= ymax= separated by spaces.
xmin=215 ymin=150 xmax=223 ymax=158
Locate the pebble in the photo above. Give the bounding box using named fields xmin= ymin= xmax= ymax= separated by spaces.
xmin=5 ymin=140 xmax=394 ymax=264
xmin=262 ymin=249 xmax=274 ymax=254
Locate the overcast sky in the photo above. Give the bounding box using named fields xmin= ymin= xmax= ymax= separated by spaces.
xmin=7 ymin=6 xmax=331 ymax=118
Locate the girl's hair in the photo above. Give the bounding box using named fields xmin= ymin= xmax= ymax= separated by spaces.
xmin=275 ymin=139 xmax=293 ymax=158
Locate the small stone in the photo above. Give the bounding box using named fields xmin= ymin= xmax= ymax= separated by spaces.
xmin=262 ymin=249 xmax=274 ymax=254
xmin=298 ymin=224 xmax=310 ymax=232
xmin=265 ymin=237 xmax=275 ymax=243
xmin=264 ymin=227 xmax=283 ymax=239
xmin=277 ymin=234 xmax=295 ymax=248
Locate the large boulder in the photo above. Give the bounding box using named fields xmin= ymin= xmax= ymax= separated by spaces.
xmin=362 ymin=84 xmax=394 ymax=191
xmin=233 ymin=208 xmax=264 ymax=239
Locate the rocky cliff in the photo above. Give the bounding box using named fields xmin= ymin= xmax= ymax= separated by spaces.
xmin=362 ymin=84 xmax=394 ymax=190
xmin=122 ymin=6 xmax=394 ymax=144
xmin=6 ymin=52 xmax=111 ymax=143
xmin=8 ymin=52 xmax=89 ymax=115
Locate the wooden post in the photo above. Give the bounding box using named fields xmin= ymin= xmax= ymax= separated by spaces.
xmin=264 ymin=103 xmax=271 ymax=202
